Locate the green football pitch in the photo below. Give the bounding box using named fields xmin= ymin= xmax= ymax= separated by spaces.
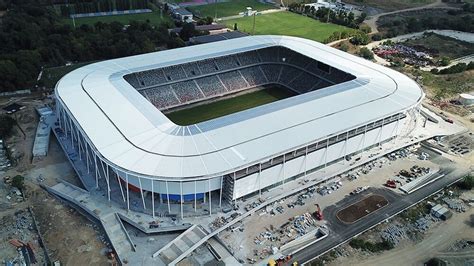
xmin=188 ymin=0 xmax=276 ymax=18
xmin=224 ymin=11 xmax=353 ymax=42
xmin=165 ymin=86 xmax=296 ymax=125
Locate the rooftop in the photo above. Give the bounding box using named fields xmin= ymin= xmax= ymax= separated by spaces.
xmin=56 ymin=35 xmax=423 ymax=180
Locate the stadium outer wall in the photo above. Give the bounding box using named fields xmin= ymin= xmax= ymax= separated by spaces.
xmin=54 ymin=92 xmax=420 ymax=218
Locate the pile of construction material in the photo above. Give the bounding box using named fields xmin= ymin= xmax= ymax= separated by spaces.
xmin=386 ymin=148 xmax=410 ymax=161
xmin=413 ymin=216 xmax=432 ymax=231
xmin=399 ymin=165 xmax=430 ymax=179
xmin=380 ymin=224 xmax=407 ymax=246
xmin=0 ymin=139 xmax=12 ymax=172
xmin=8 ymin=239 xmax=37 ymax=265
xmin=447 ymin=239 xmax=473 ymax=252
xmin=443 ymin=198 xmax=467 ymax=212
xmin=211 ymin=212 xmax=241 ymax=231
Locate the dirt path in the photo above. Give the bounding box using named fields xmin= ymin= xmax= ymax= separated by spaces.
xmin=364 ymin=0 xmax=455 ymax=33
xmin=336 ymin=209 xmax=474 ymax=266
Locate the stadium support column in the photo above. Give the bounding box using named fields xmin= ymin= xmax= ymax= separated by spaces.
xmin=180 ymin=182 xmax=184 ymax=220
xmin=378 ymin=118 xmax=385 ymax=147
xmin=194 ymin=181 xmax=197 ymax=213
xmin=304 ymin=146 xmax=308 ymax=177
xmin=165 ymin=181 xmax=171 ymax=213
xmin=85 ymin=142 xmax=90 ymax=173
xmin=219 ymin=177 xmax=223 ymax=208
xmin=77 ymin=131 xmax=82 ymax=161
xmin=208 ymin=179 xmax=212 ymax=216
xmin=69 ymin=117 xmax=74 ymax=147
xmin=138 ymin=177 xmax=146 ymax=210
xmin=115 ymin=170 xmax=125 ymax=202
xmin=233 ymin=172 xmax=236 ymax=204
xmin=393 ymin=114 xmax=401 ymax=144
xmin=343 ymin=132 xmax=349 ymax=164
xmin=98 ymin=161 xmax=110 ymax=200
xmin=126 ymin=173 xmax=130 ymax=212
xmin=105 ymin=164 xmax=110 ymax=201
xmin=282 ymin=154 xmax=286 ymax=185
xmin=94 ymin=154 xmax=99 ymax=189
xmin=151 ymin=180 xmax=155 ymax=219
xmin=324 ymin=139 xmax=329 ymax=168
xmin=362 ymin=124 xmax=368 ymax=150
xmin=57 ymin=106 xmax=62 ymax=129
xmin=258 ymin=163 xmax=262 ymax=198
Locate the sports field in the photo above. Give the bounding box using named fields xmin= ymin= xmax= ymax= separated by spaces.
xmin=64 ymin=11 xmax=172 ymax=27
xmin=39 ymin=62 xmax=96 ymax=88
xmin=224 ymin=11 xmax=354 ymax=43
xmin=166 ymin=86 xmax=296 ymax=125
xmin=188 ymin=0 xmax=276 ymax=18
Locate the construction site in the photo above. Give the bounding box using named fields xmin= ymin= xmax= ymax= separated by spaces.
xmin=0 ymin=82 xmax=473 ymax=265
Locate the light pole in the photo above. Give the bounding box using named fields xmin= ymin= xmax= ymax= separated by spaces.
xmin=252 ymin=10 xmax=256 ymax=35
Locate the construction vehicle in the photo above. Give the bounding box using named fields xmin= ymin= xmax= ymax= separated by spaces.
xmin=276 ymin=255 xmax=292 ymax=265
xmin=385 ymin=180 xmax=397 ymax=189
xmin=314 ymin=204 xmax=323 ymax=220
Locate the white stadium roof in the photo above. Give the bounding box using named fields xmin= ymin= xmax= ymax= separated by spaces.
xmin=56 ymin=35 xmax=423 ymax=180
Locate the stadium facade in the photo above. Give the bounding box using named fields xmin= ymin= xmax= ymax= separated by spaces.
xmin=55 ymin=35 xmax=424 ymax=217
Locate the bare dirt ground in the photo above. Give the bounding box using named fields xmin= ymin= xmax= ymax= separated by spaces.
xmin=1 ymin=98 xmax=109 ymax=264
xmin=28 ymin=186 xmax=110 ymax=265
xmin=336 ymin=194 xmax=389 ymax=224
xmin=330 ymin=207 xmax=474 ymax=266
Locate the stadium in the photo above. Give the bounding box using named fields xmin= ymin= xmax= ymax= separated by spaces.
xmin=54 ymin=35 xmax=424 ymax=217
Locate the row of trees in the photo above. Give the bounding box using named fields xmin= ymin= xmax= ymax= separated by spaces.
xmin=0 ymin=1 xmax=180 ymax=92
xmin=289 ymin=3 xmax=367 ymax=29
xmin=57 ymin=0 xmax=151 ymax=17
xmin=431 ymin=62 xmax=474 ymax=75
xmin=378 ymin=10 xmax=474 ymax=38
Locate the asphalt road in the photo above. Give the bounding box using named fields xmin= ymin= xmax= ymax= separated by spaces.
xmin=292 ymin=165 xmax=467 ymax=265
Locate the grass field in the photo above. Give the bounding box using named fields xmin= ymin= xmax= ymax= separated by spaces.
xmin=39 ymin=62 xmax=96 ymax=88
xmin=188 ymin=0 xmax=276 ymax=18
xmin=343 ymin=0 xmax=436 ymax=11
xmin=224 ymin=12 xmax=354 ymax=43
xmin=64 ymin=11 xmax=172 ymax=27
xmin=403 ymin=33 xmax=474 ymax=60
xmin=166 ymin=86 xmax=296 ymax=125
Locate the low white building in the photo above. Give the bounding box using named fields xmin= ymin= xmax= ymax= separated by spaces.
xmin=459 ymin=93 xmax=474 ymax=106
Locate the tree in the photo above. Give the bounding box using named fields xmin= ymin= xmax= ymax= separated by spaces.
xmin=0 ymin=115 xmax=16 ymax=138
xmin=12 ymin=175 xmax=25 ymax=191
xmin=458 ymin=175 xmax=474 ymax=190
xmin=179 ymin=22 xmax=197 ymax=41
xmin=439 ymin=56 xmax=450 ymax=66
xmin=359 ymin=47 xmax=374 ymax=60
xmin=339 ymin=42 xmax=349 ymax=52
xmin=359 ymin=24 xmax=371 ymax=34
xmin=350 ymin=33 xmax=370 ymax=45
xmin=371 ymin=34 xmax=382 ymax=41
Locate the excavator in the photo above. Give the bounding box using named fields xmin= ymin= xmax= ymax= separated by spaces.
xmin=314 ymin=204 xmax=323 ymax=220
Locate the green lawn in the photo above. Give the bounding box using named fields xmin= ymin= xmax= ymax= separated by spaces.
xmin=64 ymin=11 xmax=172 ymax=27
xmin=166 ymin=86 xmax=296 ymax=125
xmin=188 ymin=0 xmax=276 ymax=18
xmin=225 ymin=11 xmax=354 ymax=42
xmin=39 ymin=62 xmax=96 ymax=88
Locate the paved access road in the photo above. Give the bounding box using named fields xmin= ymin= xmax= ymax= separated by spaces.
xmin=292 ymin=166 xmax=467 ymax=265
